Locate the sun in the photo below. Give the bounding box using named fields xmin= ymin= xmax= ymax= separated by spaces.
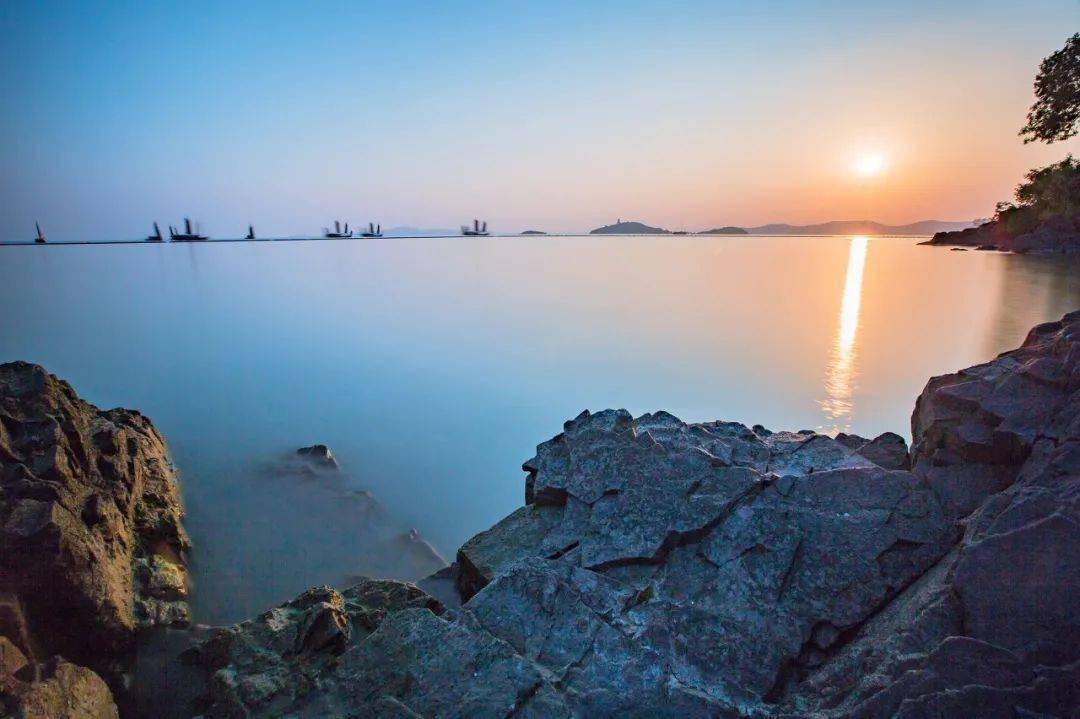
xmin=853 ymin=153 xmax=888 ymax=177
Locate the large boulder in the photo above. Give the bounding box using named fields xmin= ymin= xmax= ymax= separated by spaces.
xmin=1 ymin=655 xmax=119 ymax=719
xmin=0 ymin=362 xmax=190 ymax=697
xmin=787 ymin=311 xmax=1080 ymax=717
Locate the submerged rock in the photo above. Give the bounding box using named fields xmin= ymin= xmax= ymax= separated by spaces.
xmin=295 ymin=443 xmax=339 ymax=470
xmin=0 ymin=361 xmax=190 ymax=707
xmin=267 ymin=446 xmax=450 ymax=588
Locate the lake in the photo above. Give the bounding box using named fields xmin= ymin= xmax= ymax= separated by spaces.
xmin=2 ymin=235 xmax=1077 ymax=623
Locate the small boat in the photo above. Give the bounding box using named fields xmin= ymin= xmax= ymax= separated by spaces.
xmin=34 ymin=222 xmax=47 ymax=244
xmin=145 ymin=222 xmax=164 ymax=242
xmin=359 ymin=222 xmax=382 ymax=238
xmin=461 ymin=219 xmax=489 ymax=236
xmin=323 ymin=221 xmax=352 ymax=239
xmin=245 ymin=225 xmax=256 ymax=240
xmin=170 ymin=218 xmax=208 ymax=241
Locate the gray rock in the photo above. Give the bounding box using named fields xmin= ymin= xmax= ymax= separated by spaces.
xmin=1 ymin=656 xmax=119 ymax=719
xmin=187 ymin=312 xmax=1080 ymax=718
xmin=787 ymin=311 xmax=1080 ymax=717
xmin=0 ymin=361 xmax=190 ymax=697
xmin=196 ymin=410 xmax=953 ymax=716
xmin=855 ymin=432 xmax=911 ymax=470
xmin=296 ymin=443 xmax=339 ymax=470
xmin=926 ymin=213 xmax=1080 ymax=253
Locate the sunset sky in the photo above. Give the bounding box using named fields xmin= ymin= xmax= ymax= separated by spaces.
xmin=2 ymin=0 xmax=1078 ymax=239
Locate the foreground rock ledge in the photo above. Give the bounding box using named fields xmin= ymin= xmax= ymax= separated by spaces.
xmin=923 ymin=213 xmax=1080 ymax=253
xmin=0 ymin=361 xmax=190 ymax=714
xmin=191 ymin=312 xmax=1079 ymax=718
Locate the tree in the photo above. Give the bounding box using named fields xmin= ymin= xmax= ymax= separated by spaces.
xmin=1020 ymin=33 xmax=1080 ymax=143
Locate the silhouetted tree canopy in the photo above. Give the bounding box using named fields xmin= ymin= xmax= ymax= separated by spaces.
xmin=1020 ymin=33 xmax=1080 ymax=143
xmin=993 ymin=156 xmax=1080 ymax=234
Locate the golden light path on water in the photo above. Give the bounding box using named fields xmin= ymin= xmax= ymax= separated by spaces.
xmin=820 ymin=236 xmax=869 ymax=429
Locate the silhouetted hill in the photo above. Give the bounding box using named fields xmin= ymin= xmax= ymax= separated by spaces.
xmin=520 ymin=230 xmax=547 ymax=235
xmin=698 ymin=226 xmax=748 ymax=235
xmin=589 ymin=221 xmax=669 ymax=234
xmin=745 ymin=220 xmax=974 ymax=236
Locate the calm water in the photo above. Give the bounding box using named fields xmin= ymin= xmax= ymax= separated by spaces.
xmin=2 ymin=235 xmax=1077 ymax=623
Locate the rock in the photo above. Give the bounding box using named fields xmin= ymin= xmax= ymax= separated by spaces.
xmin=855 ymin=431 xmax=911 ymax=470
xmin=386 ymin=528 xmax=449 ymax=579
xmin=833 ymin=432 xmax=868 ymax=450
xmin=926 ymin=212 xmax=1080 ymax=253
xmin=195 ymin=411 xmax=952 ymax=716
xmin=1 ymin=656 xmax=119 ymax=719
xmin=190 ymin=313 xmax=1080 ymax=718
xmin=0 ymin=635 xmax=28 ymax=677
xmin=189 ymin=580 xmax=445 ymax=717
xmin=0 ymin=361 xmax=190 ymax=693
xmin=296 ymin=443 xmax=339 ymax=470
xmin=786 ymin=311 xmax=1080 ymax=717
xmin=832 ymin=431 xmax=909 ymax=470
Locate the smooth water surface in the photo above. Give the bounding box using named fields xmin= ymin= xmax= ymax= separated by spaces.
xmin=2 ymin=235 xmax=1077 ymax=622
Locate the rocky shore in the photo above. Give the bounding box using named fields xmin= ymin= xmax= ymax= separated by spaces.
xmin=2 ymin=312 xmax=1079 ymax=717
xmin=0 ymin=362 xmax=190 ymax=716
xmin=923 ymin=212 xmax=1080 ymax=253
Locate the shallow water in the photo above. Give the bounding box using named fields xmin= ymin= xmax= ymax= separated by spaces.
xmin=1 ymin=235 xmax=1077 ymax=622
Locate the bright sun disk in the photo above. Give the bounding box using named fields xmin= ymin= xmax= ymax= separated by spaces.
xmin=853 ymin=153 xmax=887 ymax=177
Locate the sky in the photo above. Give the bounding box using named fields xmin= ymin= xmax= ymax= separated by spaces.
xmin=1 ymin=0 xmax=1078 ymax=240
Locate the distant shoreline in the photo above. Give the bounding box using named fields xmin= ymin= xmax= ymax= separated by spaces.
xmin=0 ymin=233 xmax=943 ymax=247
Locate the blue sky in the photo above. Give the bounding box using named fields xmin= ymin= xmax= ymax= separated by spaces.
xmin=1 ymin=1 xmax=1077 ymax=239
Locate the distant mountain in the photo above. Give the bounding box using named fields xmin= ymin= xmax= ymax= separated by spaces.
xmin=744 ymin=220 xmax=975 ymax=236
xmin=382 ymin=226 xmax=459 ymax=237
xmin=590 ymin=221 xmax=669 ymax=235
xmin=698 ymin=226 xmax=748 ymax=235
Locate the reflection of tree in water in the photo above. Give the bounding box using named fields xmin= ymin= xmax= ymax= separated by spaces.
xmin=983 ymin=254 xmax=1080 ymax=358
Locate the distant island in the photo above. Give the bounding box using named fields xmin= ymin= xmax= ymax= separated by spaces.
xmin=587 ymin=219 xmax=973 ymax=236
xmin=520 ymin=230 xmax=547 ymax=235
xmin=744 ymin=220 xmax=973 ymax=236
xmin=698 ymin=226 xmax=748 ymax=235
xmin=590 ymin=220 xmax=670 ymax=234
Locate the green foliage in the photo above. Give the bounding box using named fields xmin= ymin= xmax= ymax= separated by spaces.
xmin=1015 ymin=156 xmax=1080 ymax=214
xmin=994 ymin=156 xmax=1080 ymax=233
xmin=1020 ymin=33 xmax=1080 ymax=143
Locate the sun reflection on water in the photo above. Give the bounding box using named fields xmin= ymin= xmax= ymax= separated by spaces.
xmin=820 ymin=236 xmax=869 ymax=430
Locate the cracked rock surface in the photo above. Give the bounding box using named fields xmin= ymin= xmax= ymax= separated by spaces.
xmin=785 ymin=310 xmax=1080 ymax=718
xmin=181 ymin=311 xmax=1080 ymax=717
xmin=0 ymin=361 xmax=190 ymax=713
xmin=191 ymin=407 xmax=961 ymax=715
